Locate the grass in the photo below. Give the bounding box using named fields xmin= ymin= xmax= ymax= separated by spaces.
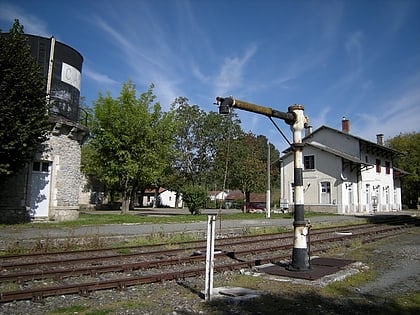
xmin=0 ymin=210 xmax=339 ymax=255
xmin=62 ymin=211 xmax=291 ymax=226
xmin=4 ymin=210 xmax=334 ymax=229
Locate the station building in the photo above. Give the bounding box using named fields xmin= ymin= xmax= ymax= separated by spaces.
xmin=280 ymin=119 xmax=404 ymax=214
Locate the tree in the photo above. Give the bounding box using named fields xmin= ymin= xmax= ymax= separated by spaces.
xmin=0 ymin=19 xmax=49 ymax=177
xmin=82 ymin=82 xmax=176 ymax=213
xmin=387 ymin=132 xmax=420 ymax=208
xmin=227 ymin=133 xmax=268 ymax=205
xmin=170 ymin=97 xmax=242 ymax=190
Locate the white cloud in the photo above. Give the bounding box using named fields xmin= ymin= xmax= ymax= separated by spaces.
xmin=345 ymin=31 xmax=364 ymax=70
xmin=354 ymin=74 xmax=420 ymax=141
xmin=308 ymin=106 xmax=332 ymax=130
xmin=213 ymin=44 xmax=258 ymax=96
xmin=83 ymin=67 xmax=119 ymax=85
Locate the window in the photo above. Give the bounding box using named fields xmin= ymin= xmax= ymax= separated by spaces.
xmin=321 ymin=182 xmax=331 ymax=193
xmin=376 ymin=159 xmax=381 ymax=173
xmin=385 ymin=161 xmax=390 ymax=174
xmin=304 ymin=155 xmax=315 ymax=170
xmin=42 ymin=163 xmax=49 ymax=172
xmin=32 ymin=161 xmax=50 ymax=173
xmin=33 ymin=162 xmax=40 ymax=171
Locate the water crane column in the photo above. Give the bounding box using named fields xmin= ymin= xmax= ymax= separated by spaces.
xmin=215 ymin=96 xmax=310 ymax=271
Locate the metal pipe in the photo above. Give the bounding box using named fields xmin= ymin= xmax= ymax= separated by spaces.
xmin=46 ymin=36 xmax=56 ymax=104
xmin=216 ymin=97 xmax=295 ymax=124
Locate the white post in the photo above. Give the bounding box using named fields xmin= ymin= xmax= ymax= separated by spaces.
xmin=205 ymin=215 xmax=216 ymax=301
xmin=266 ymin=140 xmax=271 ymax=218
xmin=46 ymin=36 xmax=56 ymax=104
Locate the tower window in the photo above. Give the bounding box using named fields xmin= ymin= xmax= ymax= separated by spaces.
xmin=376 ymin=159 xmax=381 ymax=173
xmin=304 ymin=155 xmax=315 ymax=170
xmin=385 ymin=161 xmax=390 ymax=174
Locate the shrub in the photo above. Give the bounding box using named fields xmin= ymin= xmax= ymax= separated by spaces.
xmin=181 ymin=185 xmax=208 ymax=215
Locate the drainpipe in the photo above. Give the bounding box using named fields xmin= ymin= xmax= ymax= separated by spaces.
xmin=46 ymin=36 xmax=56 ymax=104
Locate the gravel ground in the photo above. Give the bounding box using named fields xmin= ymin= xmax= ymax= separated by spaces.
xmin=1 ymin=227 xmax=419 ymax=315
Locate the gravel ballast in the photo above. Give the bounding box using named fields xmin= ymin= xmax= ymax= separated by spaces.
xmin=1 ymin=223 xmax=419 ymax=314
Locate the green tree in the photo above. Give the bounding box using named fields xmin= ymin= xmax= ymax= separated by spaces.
xmin=170 ymin=97 xmax=242 ymax=190
xmin=181 ymin=185 xmax=208 ymax=215
xmin=0 ymin=19 xmax=49 ymax=176
xmin=387 ymin=132 xmax=420 ymax=208
xmin=227 ymin=133 xmax=268 ymax=206
xmin=83 ymin=82 xmax=176 ymax=213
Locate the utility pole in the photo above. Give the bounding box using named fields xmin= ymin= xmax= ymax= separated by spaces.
xmin=215 ymin=96 xmax=310 ymax=271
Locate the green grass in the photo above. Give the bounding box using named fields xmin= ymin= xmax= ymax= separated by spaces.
xmin=49 ymin=305 xmax=88 ymax=314
xmin=0 ymin=212 xmax=279 ymax=229
xmin=25 ymin=210 xmax=333 ymax=228
xmin=0 ymin=211 xmax=339 ymax=232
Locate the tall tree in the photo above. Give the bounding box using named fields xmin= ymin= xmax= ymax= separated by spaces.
xmin=227 ymin=133 xmax=268 ymax=203
xmin=170 ymin=97 xmax=206 ymax=187
xmin=0 ymin=19 xmax=49 ymax=176
xmin=387 ymin=132 xmax=420 ymax=208
xmin=83 ymin=82 xmax=176 ymax=213
xmin=170 ymin=97 xmax=242 ymax=190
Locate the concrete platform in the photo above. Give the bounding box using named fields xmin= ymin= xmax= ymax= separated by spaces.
xmin=246 ymin=256 xmax=367 ymax=287
xmin=200 ymin=287 xmax=262 ymax=301
xmin=257 ymin=257 xmax=355 ymax=280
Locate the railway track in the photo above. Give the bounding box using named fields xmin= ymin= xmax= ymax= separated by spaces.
xmin=1 ymin=217 xmax=417 ymax=303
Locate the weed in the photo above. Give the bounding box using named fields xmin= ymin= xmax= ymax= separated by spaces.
xmin=115 ymin=248 xmax=132 ymax=254
xmin=2 ymin=241 xmax=27 ymax=255
xmin=0 ymin=281 xmax=20 ymax=293
xmin=50 ymin=304 xmax=87 ymax=314
xmin=242 ymin=226 xmax=251 ymax=235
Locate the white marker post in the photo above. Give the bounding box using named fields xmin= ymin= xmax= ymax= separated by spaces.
xmin=266 ymin=139 xmax=271 ymax=218
xmin=205 ymin=215 xmax=216 ymax=301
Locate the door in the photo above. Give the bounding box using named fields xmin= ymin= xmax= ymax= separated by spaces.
xmin=366 ymin=184 xmax=371 ymax=212
xmin=320 ymin=181 xmax=331 ymax=204
xmin=30 ymin=161 xmax=51 ymax=217
xmin=348 ymin=188 xmax=353 ymax=213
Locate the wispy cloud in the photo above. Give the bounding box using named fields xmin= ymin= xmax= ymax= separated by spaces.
xmin=83 ymin=67 xmax=119 ymax=85
xmin=213 ymin=44 xmax=258 ymax=96
xmin=345 ymin=31 xmax=364 ymax=70
xmin=309 ymin=106 xmax=332 ymax=129
xmin=0 ymin=3 xmax=50 ymax=36
xmin=355 ymin=73 xmax=420 ymax=140
xmin=87 ymin=6 xmax=187 ymax=107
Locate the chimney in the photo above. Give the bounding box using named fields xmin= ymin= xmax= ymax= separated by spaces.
xmin=342 ymin=117 xmax=350 ymax=133
xmin=305 ymin=125 xmax=313 ymax=137
xmin=376 ymin=133 xmax=385 ymax=146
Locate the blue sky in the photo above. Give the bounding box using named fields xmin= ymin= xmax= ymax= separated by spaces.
xmin=1 ymin=0 xmax=419 ymax=151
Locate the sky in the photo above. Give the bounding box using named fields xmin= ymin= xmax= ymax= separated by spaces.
xmin=1 ymin=0 xmax=419 ymax=151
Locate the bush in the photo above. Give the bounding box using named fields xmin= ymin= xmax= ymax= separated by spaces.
xmin=181 ymin=185 xmax=208 ymax=215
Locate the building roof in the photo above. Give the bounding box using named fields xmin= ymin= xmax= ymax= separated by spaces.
xmin=226 ymin=190 xmax=244 ymax=200
xmin=282 ymin=125 xmax=401 ymax=159
xmin=305 ymin=125 xmax=401 ymax=156
xmin=225 ymin=190 xmax=266 ymax=203
xmin=393 ymin=167 xmax=410 ymax=177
